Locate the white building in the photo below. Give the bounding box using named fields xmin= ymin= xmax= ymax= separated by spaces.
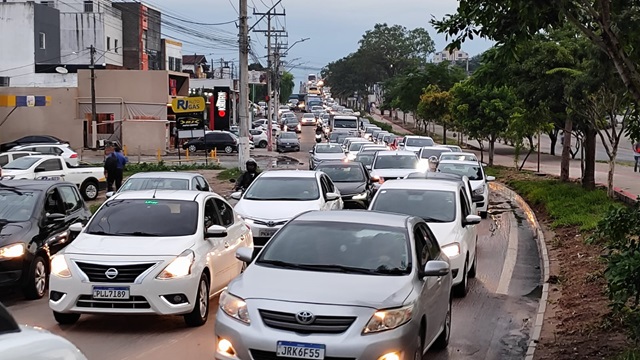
xmin=433 ymin=48 xmax=469 ymax=63
xmin=162 ymin=38 xmax=183 ymax=72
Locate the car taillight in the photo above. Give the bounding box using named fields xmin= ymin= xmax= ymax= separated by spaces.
xmin=70 ymin=153 xmax=78 ymax=158
xmin=249 ymin=135 xmax=254 ymax=141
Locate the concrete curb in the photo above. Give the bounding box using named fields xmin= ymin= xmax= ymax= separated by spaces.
xmin=489 ymin=182 xmax=550 ymax=360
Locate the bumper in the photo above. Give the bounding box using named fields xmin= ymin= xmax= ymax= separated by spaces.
xmin=0 ymin=255 xmax=31 ymax=287
xmin=447 ymin=253 xmax=465 ymax=285
xmin=342 ymin=195 xmax=369 ymax=209
xmin=214 ymin=300 xmax=418 ymax=360
xmin=276 ymin=145 xmax=300 ymax=152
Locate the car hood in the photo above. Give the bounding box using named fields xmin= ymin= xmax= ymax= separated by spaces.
xmin=426 ymin=222 xmax=459 ymax=247
xmin=370 ymin=169 xmax=417 ymax=178
xmin=64 ymin=234 xmax=194 ymax=256
xmin=235 ymin=200 xmax=321 ymax=221
xmin=315 ymin=153 xmax=346 ymax=161
xmin=231 ymin=265 xmax=413 ymax=308
xmin=334 ymin=182 xmax=366 ymax=196
xmin=0 ymin=221 xmax=31 ymax=245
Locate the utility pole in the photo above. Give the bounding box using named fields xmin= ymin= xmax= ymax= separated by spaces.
xmin=89 ymin=45 xmax=97 ymax=149
xmin=253 ymin=7 xmax=285 ymax=152
xmin=238 ymin=0 xmax=250 ymax=169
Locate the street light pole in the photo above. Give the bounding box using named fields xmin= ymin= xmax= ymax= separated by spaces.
xmin=238 ymin=0 xmax=250 ymax=169
xmin=90 ymin=45 xmax=97 ymax=148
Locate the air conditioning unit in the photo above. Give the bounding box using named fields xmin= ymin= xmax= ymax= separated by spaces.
xmin=0 ymin=77 xmax=9 ymax=87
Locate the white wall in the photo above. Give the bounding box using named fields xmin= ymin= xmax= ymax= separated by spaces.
xmin=0 ymin=3 xmax=35 ymax=79
xmin=182 ymin=64 xmax=195 ymax=73
xmin=103 ymin=12 xmax=123 ymax=66
xmin=164 ymin=41 xmax=182 ymax=71
xmin=9 ymin=73 xmax=77 ymax=87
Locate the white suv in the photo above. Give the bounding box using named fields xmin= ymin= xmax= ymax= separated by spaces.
xmin=49 ymin=190 xmax=253 ymax=327
xmin=436 ymin=160 xmax=495 ymax=218
xmin=10 ymin=144 xmax=79 ymax=166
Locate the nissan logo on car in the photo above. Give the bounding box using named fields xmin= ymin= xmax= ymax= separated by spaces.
xmin=104 ymin=268 xmax=118 ymax=279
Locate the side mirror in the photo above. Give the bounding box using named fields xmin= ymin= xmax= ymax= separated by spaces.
xmin=326 ymin=192 xmax=340 ymax=201
xmin=471 ymin=194 xmax=484 ymax=203
xmin=35 ymin=167 xmax=46 ymax=173
xmin=365 ymin=165 xmax=372 ymax=170
xmin=463 ymin=214 xmax=482 ymax=226
xmin=230 ymin=191 xmax=242 ymax=200
xmin=205 ymin=225 xmax=228 ymax=238
xmin=69 ymin=222 xmax=84 ymax=233
xmin=308 ymin=150 xmax=313 ymax=154
xmin=105 ymin=191 xmax=114 ymax=199
xmin=370 ymin=175 xmax=380 ymax=183
xmin=47 ymin=213 xmax=66 ymax=223
xmin=486 ymin=176 xmax=496 ymax=182
xmin=235 ymin=246 xmax=253 ymax=263
xmin=421 ymin=260 xmax=450 ymax=278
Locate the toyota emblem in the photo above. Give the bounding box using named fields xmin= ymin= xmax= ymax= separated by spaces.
xmin=104 ymin=268 xmax=118 ymax=279
xmin=267 ymin=221 xmax=275 ymax=227
xmin=295 ymin=311 xmax=315 ymax=325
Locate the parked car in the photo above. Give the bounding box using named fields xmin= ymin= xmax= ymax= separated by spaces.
xmin=276 ymin=132 xmax=301 ymax=153
xmin=0 ymin=155 xmax=106 ymax=200
xmin=249 ymin=129 xmax=269 ymax=148
xmin=308 ymin=142 xmax=346 ymax=169
xmin=10 ymin=144 xmax=79 ymax=166
xmin=0 ymin=135 xmax=68 ymax=152
xmin=182 ymin=131 xmax=238 ymax=154
xmin=106 ymin=171 xmax=212 ymax=198
xmin=231 ymin=170 xmax=343 ymax=255
xmin=0 ymin=180 xmax=92 ymax=299
xmin=315 ymin=161 xmax=373 ymax=208
xmin=49 ymin=190 xmax=253 ymax=327
xmin=0 ymin=303 xmax=87 ymax=359
xmin=436 ymin=160 xmax=495 ymax=218
xmin=369 ymin=179 xmax=481 ymax=296
xmin=0 ymin=151 xmax=41 ymax=167
xmin=215 ymin=210 xmax=452 ymax=359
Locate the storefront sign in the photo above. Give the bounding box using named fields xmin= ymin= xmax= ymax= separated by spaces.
xmin=212 ymin=87 xmax=231 ymax=130
xmin=176 ymin=116 xmax=204 ymax=130
xmin=172 ymin=97 xmax=206 ymax=113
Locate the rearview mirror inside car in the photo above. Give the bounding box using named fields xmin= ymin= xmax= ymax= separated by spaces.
xmin=421 ymin=260 xmax=450 ymax=278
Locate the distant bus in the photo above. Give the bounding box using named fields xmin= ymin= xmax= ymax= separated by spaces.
xmin=308 ymin=74 xmax=317 ymax=83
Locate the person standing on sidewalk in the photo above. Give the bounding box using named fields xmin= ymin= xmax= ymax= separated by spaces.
xmin=634 ymin=141 xmax=640 ymax=172
xmin=112 ymin=146 xmax=128 ymax=190
xmin=103 ymin=146 xmax=118 ymax=192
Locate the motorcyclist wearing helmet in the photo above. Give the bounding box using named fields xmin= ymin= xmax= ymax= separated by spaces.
xmin=315 ymin=122 xmax=324 ymax=135
xmin=235 ymin=158 xmax=260 ymax=191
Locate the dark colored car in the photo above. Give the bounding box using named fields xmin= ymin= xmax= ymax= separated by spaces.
xmin=0 ymin=180 xmax=92 ymax=299
xmin=281 ymin=118 xmax=301 ymax=133
xmin=315 ymin=161 xmax=373 ymax=208
xmin=182 ymin=131 xmax=238 ymax=154
xmin=354 ymin=149 xmax=385 ymax=169
xmin=328 ymin=132 xmax=348 ymax=144
xmin=0 ymin=135 xmax=68 ymax=153
xmin=276 ymin=132 xmax=300 ymax=152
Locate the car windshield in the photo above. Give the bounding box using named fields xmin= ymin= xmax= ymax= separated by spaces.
xmin=420 ymin=148 xmax=451 ymax=159
xmin=373 ymin=155 xmax=418 ymax=170
xmin=437 ymin=163 xmax=484 ymax=181
xmin=285 ymin=119 xmax=299 ymax=125
xmin=308 ymin=101 xmax=322 ymax=107
xmin=406 ymin=138 xmax=434 ymax=147
xmin=85 ymin=199 xmax=198 ymax=236
xmin=334 ymin=119 xmax=357 ymax=128
xmin=355 ymin=153 xmax=376 ymax=166
xmin=3 ymin=157 xmax=40 ymax=170
xmin=329 ymin=134 xmax=347 ymax=143
xmin=279 ymin=132 xmax=297 ymax=139
xmin=371 ymin=189 xmax=456 ymax=223
xmin=316 ymin=144 xmax=343 ymax=153
xmin=303 ymin=114 xmax=315 ymax=118
xmin=0 ymin=190 xmax=37 ymax=222
xmin=244 ymin=177 xmax=320 ymax=201
xmin=349 ymin=142 xmax=367 ymax=151
xmin=366 ymin=127 xmax=380 ymax=133
xmin=440 ymin=154 xmax=477 ymax=162
xmin=317 ymin=164 xmax=365 ymax=182
xmin=257 ymin=221 xmax=411 ymax=276
xmin=119 ymin=178 xmax=190 ymax=192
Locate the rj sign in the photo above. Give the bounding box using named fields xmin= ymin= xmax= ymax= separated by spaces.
xmin=172 ymin=97 xmax=206 ymax=113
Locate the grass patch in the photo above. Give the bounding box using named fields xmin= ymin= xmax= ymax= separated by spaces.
xmin=123 ymin=161 xmax=223 ymax=177
xmin=612 ymin=350 xmax=640 ymax=360
xmin=217 ymin=167 xmax=242 ymax=181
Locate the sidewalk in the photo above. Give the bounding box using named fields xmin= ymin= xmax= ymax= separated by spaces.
xmin=370 ymin=112 xmax=640 ymax=202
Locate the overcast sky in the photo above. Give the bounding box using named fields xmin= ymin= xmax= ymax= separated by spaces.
xmin=149 ymin=0 xmax=494 ymax=87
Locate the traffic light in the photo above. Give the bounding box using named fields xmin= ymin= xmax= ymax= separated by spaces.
xmin=265 ymin=95 xmax=270 ymax=102
xmin=218 ymin=110 xmax=226 ymax=117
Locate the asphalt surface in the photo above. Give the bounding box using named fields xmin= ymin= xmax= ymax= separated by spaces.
xmin=1 ymin=123 xmax=541 ymax=360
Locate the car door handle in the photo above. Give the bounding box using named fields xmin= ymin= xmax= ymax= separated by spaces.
xmin=224 ymin=242 xmax=230 ymax=248
xmin=436 ymin=276 xmax=442 ymax=284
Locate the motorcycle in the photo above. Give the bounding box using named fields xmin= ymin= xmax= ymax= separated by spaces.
xmin=315 ymin=133 xmax=323 ymax=143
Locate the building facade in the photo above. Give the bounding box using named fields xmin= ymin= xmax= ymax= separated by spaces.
xmin=182 ymin=55 xmax=209 ymax=79
xmin=433 ymin=48 xmax=470 ymax=63
xmin=161 ymin=39 xmax=182 ymax=72
xmin=114 ymin=2 xmax=162 ymax=70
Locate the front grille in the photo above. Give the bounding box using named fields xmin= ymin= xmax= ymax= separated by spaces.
xmin=259 ymin=309 xmax=356 ymax=334
xmin=381 ymin=177 xmax=400 ymax=181
xmin=76 ymin=295 xmax=151 ymax=309
xmin=253 ymin=219 xmax=287 ymax=227
xmin=250 ymin=350 xmax=354 ymax=360
xmin=75 ymin=262 xmax=156 ymax=283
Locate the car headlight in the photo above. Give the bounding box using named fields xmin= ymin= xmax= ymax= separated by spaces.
xmin=157 ymin=250 xmax=195 ymax=280
xmin=352 ymin=192 xmax=367 ymax=200
xmin=0 ymin=243 xmax=26 ymax=259
xmin=284 ymin=125 xmax=288 ymax=131
xmin=473 ymin=185 xmax=485 ymax=196
xmin=1 ymin=175 xmax=15 ymax=180
xmin=297 ymin=124 xmax=301 ymax=130
xmin=363 ymin=304 xmax=413 ymax=334
xmin=220 ymin=291 xmax=251 ymax=324
xmin=441 ymin=243 xmax=461 ymax=258
xmin=50 ymin=254 xmax=71 ymax=278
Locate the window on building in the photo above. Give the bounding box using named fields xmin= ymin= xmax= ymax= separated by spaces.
xmin=39 ymin=32 xmax=46 ymax=49
xmin=168 ymin=56 xmax=175 ymax=71
xmin=175 ymin=59 xmax=181 ymax=72
xmin=107 ymin=36 xmax=111 ymax=50
xmin=40 ymin=1 xmax=55 ymax=7
xmin=142 ymin=30 xmax=148 ymax=52
xmin=83 ymin=0 xmax=93 ymax=12
xmin=114 ymin=39 xmax=118 ymax=53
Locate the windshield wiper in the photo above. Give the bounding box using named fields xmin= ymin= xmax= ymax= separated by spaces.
xmin=293 ymin=264 xmax=378 ymax=275
xmin=422 ymin=217 xmax=447 ymax=223
xmin=117 ymin=231 xmax=161 ymax=237
xmin=0 ymin=183 xmax=23 ymax=195
xmin=86 ymin=230 xmax=119 ymax=236
xmin=374 ymin=267 xmax=409 ymax=275
xmin=257 ymin=260 xmax=308 ymax=270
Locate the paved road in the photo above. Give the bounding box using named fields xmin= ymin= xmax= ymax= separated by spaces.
xmin=1 ymin=123 xmax=541 ymax=360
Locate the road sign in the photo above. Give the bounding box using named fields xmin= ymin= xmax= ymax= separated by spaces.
xmin=171 ymin=97 xmax=206 ymax=113
xmin=248 ymin=71 xmax=266 ymax=84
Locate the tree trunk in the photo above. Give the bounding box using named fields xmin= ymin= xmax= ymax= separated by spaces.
xmin=402 ymin=112 xmax=406 ymax=124
xmin=442 ymin=124 xmax=447 ymax=145
xmin=582 ymin=127 xmax=597 ymax=190
xmin=607 ymin=157 xmax=616 ymax=198
xmin=488 ymin=138 xmax=495 ymax=166
xmin=560 ymin=118 xmax=573 ymax=182
xmin=548 ymin=129 xmax=559 ymax=156
xmin=478 ymin=140 xmax=484 ymax=163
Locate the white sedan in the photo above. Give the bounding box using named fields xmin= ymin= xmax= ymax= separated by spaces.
xmin=232 ymin=170 xmax=343 ymax=254
xmin=10 ymin=144 xmax=79 ymax=166
xmin=369 ymin=179 xmax=481 ymax=296
xmin=49 ymin=190 xmax=253 ymax=327
xmin=437 ymin=160 xmax=495 ymax=218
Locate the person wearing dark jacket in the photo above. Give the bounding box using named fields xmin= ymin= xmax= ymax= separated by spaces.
xmin=103 ymin=146 xmax=118 ymax=191
xmin=235 ymin=158 xmax=260 ymax=191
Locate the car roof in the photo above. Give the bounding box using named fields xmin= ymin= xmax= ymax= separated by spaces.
xmin=259 ymin=170 xmax=318 ymax=178
xmin=294 ymin=209 xmax=414 ymax=228
xmin=12 ymin=143 xmax=66 ymax=148
xmin=17 ymin=155 xmax=60 ymax=160
xmin=404 ymin=135 xmax=433 ymax=139
xmin=406 ymin=171 xmax=468 ymax=181
xmin=127 ymin=172 xmax=200 ymax=179
xmin=109 ymin=189 xmax=222 ymax=202
xmin=376 ymin=150 xmax=417 ymax=156
xmin=332 ymin=115 xmax=358 ymax=120
xmin=421 ymin=146 xmax=450 ymax=150
xmin=1 ymin=151 xmax=40 ymax=155
xmin=0 ymin=180 xmax=75 ymax=190
xmin=442 ymin=152 xmax=477 ymax=157
xmin=378 ymin=179 xmax=460 ymax=192
xmin=438 ymin=160 xmax=481 ymax=166
xmin=316 ymin=161 xmax=364 ymax=167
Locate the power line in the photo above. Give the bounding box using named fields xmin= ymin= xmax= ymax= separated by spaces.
xmin=228 ymin=0 xmax=239 ymax=14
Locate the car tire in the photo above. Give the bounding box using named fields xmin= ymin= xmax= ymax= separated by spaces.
xmin=53 ymin=311 xmax=81 ymax=325
xmin=480 ymin=211 xmax=488 ymax=219
xmin=184 ymin=273 xmax=210 ymax=327
xmin=433 ymin=297 xmax=452 ymax=350
xmin=224 ymin=145 xmax=234 ymax=154
xmin=259 ymin=140 xmax=268 ymax=148
xmin=468 ymin=244 xmax=478 ymax=279
xmin=188 ymin=145 xmax=197 ymax=153
xmin=22 ymin=255 xmax=48 ymax=300
xmin=453 ymin=258 xmax=469 ymax=297
xmin=80 ymin=180 xmax=99 ymax=201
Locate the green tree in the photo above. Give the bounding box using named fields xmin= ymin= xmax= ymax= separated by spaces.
xmin=417 ymin=85 xmax=453 ymax=144
xmin=279 ymin=72 xmax=295 ymax=104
